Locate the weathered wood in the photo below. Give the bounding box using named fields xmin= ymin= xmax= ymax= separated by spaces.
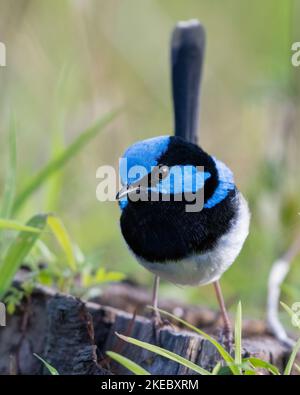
xmin=0 ymin=288 xmax=50 ymax=374
xmin=43 ymin=294 xmax=108 ymax=375
xmin=97 ymin=283 xmax=268 ymax=337
xmin=0 ymin=284 xmax=290 ymax=375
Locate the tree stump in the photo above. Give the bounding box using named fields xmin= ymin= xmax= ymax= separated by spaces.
xmin=0 ymin=284 xmax=290 ymax=375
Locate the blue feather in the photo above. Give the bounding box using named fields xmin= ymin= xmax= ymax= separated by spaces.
xmin=204 ymin=157 xmax=235 ymax=209
xmin=120 ymin=136 xmax=170 ymax=185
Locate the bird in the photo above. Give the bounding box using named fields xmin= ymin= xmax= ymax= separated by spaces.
xmin=117 ymin=135 xmax=250 ymax=343
xmin=116 ymin=20 xmax=250 ymax=346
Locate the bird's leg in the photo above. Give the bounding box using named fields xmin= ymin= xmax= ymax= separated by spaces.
xmin=151 ymin=275 xmax=172 ymax=343
xmin=151 ymin=275 xmax=162 ymax=327
xmin=213 ymin=280 xmax=233 ymax=351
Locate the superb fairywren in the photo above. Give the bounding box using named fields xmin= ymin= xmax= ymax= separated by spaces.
xmin=116 ymin=20 xmax=250 ymax=344
xmin=117 ymin=136 xmax=250 ymax=336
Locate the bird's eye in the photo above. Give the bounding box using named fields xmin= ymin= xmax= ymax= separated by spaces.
xmin=157 ymin=165 xmax=169 ymax=180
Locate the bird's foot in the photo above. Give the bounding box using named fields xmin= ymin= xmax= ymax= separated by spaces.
xmin=151 ymin=311 xmax=172 ymax=344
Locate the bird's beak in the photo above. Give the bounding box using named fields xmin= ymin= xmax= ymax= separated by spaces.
xmin=116 ymin=185 xmax=141 ymax=200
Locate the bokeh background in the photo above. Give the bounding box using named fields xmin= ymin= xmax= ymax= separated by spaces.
xmin=0 ymin=0 xmax=300 ymax=318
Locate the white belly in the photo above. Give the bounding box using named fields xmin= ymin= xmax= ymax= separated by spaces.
xmin=136 ymin=193 xmax=250 ymax=286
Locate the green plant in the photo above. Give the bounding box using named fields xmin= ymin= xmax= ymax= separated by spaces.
xmin=0 ymin=212 xmax=126 ymax=303
xmin=33 ymin=354 xmax=59 ymax=375
xmin=106 ymin=351 xmax=150 ymax=375
xmin=280 ymin=302 xmax=300 ymax=375
xmin=0 ymin=109 xmax=124 ymax=302
xmin=12 ymin=109 xmax=120 ymax=214
xmin=0 ymin=116 xmax=16 ymax=220
xmin=0 ymin=214 xmax=48 ymax=298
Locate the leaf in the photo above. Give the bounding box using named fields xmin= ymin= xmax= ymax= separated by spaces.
xmin=150 ymin=307 xmax=239 ymax=375
xmin=0 ymin=214 xmax=48 ymax=298
xmin=95 ymin=267 xmax=125 ymax=283
xmin=244 ymin=369 xmax=256 ymax=375
xmin=116 ymin=333 xmax=212 ymax=375
xmin=0 ymin=219 xmax=42 ymax=233
xmin=234 ymin=301 xmax=242 ymax=370
xmin=47 ymin=214 xmax=77 ymax=271
xmin=106 ymin=351 xmax=150 ymax=375
xmin=244 ymin=357 xmax=280 ymax=375
xmin=82 ymin=267 xmax=125 ymax=287
xmin=33 ymin=353 xmax=59 ymax=375
xmin=13 ymin=109 xmax=120 ymax=213
xmin=0 ymin=116 xmax=17 ymax=218
xmin=284 ymin=337 xmax=300 ymax=375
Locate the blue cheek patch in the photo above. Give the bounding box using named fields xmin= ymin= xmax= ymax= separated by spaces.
xmin=120 ymin=136 xmax=170 ymax=186
xmin=204 ymin=157 xmax=235 ymax=209
xmin=118 ymin=166 xmax=210 ymax=210
xmin=151 ymin=166 xmax=211 ymax=195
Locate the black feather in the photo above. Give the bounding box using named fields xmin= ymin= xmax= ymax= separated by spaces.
xmin=171 ymin=20 xmax=205 ymax=144
xmin=120 ymin=189 xmax=238 ymax=263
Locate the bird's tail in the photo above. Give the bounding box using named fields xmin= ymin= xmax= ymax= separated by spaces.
xmin=171 ymin=20 xmax=206 ymax=145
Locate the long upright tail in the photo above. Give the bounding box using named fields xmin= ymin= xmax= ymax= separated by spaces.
xmin=171 ymin=20 xmax=206 ymax=145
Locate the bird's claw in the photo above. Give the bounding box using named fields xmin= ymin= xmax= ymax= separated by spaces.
xmin=151 ymin=311 xmax=172 ymax=344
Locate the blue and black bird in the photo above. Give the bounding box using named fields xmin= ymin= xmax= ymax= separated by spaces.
xmin=116 ymin=20 xmax=250 ymax=343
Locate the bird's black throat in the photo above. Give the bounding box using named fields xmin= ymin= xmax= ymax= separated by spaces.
xmin=120 ymin=189 xmax=238 ymax=263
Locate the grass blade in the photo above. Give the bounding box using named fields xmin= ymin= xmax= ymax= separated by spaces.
xmin=234 ymin=301 xmax=242 ymax=368
xmin=116 ymin=333 xmax=211 ymax=375
xmin=33 ymin=353 xmax=59 ymax=375
xmin=0 ymin=213 xmax=48 ymax=298
xmin=244 ymin=357 xmax=280 ymax=375
xmin=150 ymin=307 xmax=238 ymax=375
xmin=107 ymin=351 xmax=150 ymax=375
xmin=212 ymin=362 xmax=222 ymax=375
xmin=284 ymin=337 xmax=300 ymax=375
xmin=1 ymin=117 xmax=16 ymax=218
xmin=47 ymin=214 xmax=77 ymax=271
xmin=280 ymin=301 xmax=300 ymax=329
xmin=13 ymin=109 xmax=120 ymax=213
xmin=0 ymin=219 xmax=42 ymax=233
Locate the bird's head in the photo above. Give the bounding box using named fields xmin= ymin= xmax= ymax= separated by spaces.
xmin=117 ymin=135 xmax=223 ymax=210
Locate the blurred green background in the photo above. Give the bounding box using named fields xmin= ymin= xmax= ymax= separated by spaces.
xmin=0 ymin=0 xmax=300 ymax=318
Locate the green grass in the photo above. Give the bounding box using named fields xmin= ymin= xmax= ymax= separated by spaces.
xmin=12 ymin=109 xmax=120 ymax=214
xmin=33 ymin=354 xmax=59 ymax=375
xmin=234 ymin=301 xmax=242 ymax=370
xmin=106 ymin=351 xmax=150 ymax=375
xmin=0 ymin=218 xmax=42 ymax=233
xmin=0 ymin=109 xmax=123 ymax=300
xmin=47 ymin=214 xmax=77 ymax=272
xmin=0 ymin=116 xmax=16 ymax=219
xmin=0 ymin=214 xmax=48 ymax=298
